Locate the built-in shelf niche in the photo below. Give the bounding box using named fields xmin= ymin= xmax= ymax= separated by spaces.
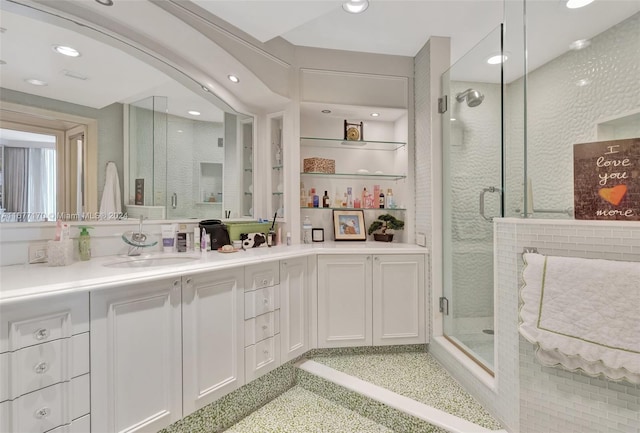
xmin=198 ymin=162 xmax=223 ymax=205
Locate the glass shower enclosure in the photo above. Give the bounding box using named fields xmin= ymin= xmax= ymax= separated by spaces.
xmin=441 ymin=25 xmax=504 ymax=373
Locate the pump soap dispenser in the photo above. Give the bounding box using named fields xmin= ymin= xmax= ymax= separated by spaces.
xmin=78 ymin=226 xmax=94 ymax=261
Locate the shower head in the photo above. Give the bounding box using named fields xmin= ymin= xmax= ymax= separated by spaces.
xmin=455 ymin=88 xmax=484 ymax=107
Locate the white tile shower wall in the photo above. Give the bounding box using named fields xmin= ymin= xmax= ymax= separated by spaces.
xmin=505 ymin=12 xmax=640 ymax=217
xmin=497 ymin=218 xmax=640 ymax=433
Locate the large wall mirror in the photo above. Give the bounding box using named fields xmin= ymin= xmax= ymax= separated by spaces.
xmin=0 ymin=1 xmax=254 ymax=223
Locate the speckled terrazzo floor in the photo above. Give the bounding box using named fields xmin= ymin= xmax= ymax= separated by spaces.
xmin=224 ymin=385 xmax=396 ymax=432
xmin=311 ymin=352 xmax=502 ymax=431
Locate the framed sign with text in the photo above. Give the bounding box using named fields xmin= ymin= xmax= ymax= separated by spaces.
xmin=573 ymin=138 xmax=639 ymax=220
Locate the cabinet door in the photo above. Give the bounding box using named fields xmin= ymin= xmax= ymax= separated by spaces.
xmin=372 ymin=254 xmax=426 ymax=346
xmin=280 ymin=257 xmax=308 ymax=362
xmin=317 ymin=255 xmax=372 ymax=348
xmin=90 ymin=278 xmax=182 ymax=433
xmin=182 ymin=269 xmax=244 ymax=416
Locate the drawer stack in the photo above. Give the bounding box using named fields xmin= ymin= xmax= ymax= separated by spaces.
xmin=244 ymin=262 xmax=281 ymax=382
xmin=0 ymin=294 xmax=90 ymax=433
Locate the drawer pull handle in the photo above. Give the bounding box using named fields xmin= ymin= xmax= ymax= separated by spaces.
xmin=262 ymin=325 xmax=268 ymax=330
xmin=263 ymin=298 xmax=269 ymax=305
xmin=33 ymin=328 xmax=50 ymax=341
xmin=263 ymin=349 xmax=269 ymax=356
xmin=34 ymin=362 xmax=49 ymax=374
xmin=34 ymin=407 xmax=51 ymax=419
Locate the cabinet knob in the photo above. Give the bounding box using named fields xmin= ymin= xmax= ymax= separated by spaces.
xmin=33 ymin=361 xmax=49 ymax=374
xmin=34 ymin=407 xmax=51 ymax=419
xmin=33 ymin=328 xmax=49 ymax=341
xmin=262 ymin=324 xmax=268 ymax=330
xmin=263 ymin=349 xmax=269 ymax=356
xmin=173 ymin=280 xmax=180 ymax=287
xmin=263 ymin=298 xmax=269 ymax=305
xmin=262 ymin=279 xmax=268 ymax=285
xmin=366 ymin=256 xmax=371 ymax=261
xmin=374 ymin=256 xmax=379 ymax=261
xmin=186 ymin=278 xmax=192 ymax=285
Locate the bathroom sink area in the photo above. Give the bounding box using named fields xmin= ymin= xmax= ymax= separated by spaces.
xmin=102 ymin=256 xmax=200 ymax=268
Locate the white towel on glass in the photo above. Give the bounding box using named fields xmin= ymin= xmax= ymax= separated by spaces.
xmin=99 ymin=161 xmax=122 ymax=219
xmin=520 ymin=253 xmax=640 ymax=384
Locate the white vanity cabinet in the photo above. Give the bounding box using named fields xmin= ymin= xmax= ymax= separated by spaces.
xmin=244 ymin=262 xmax=281 ymax=382
xmin=182 ymin=269 xmax=245 ymax=416
xmin=318 ymin=254 xmax=373 ymax=348
xmin=317 ymin=254 xmax=426 ymax=348
xmin=0 ymin=293 xmax=90 ymax=433
xmin=90 ymin=278 xmax=182 ymax=433
xmin=280 ymin=257 xmax=309 ymax=362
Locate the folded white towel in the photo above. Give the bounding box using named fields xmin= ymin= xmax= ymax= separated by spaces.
xmin=520 ymin=253 xmax=640 ymax=384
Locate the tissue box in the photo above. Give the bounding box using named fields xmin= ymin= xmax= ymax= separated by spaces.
xmin=303 ymin=157 xmax=335 ymax=174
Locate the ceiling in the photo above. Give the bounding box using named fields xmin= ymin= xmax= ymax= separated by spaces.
xmin=0 ymin=0 xmax=638 ymax=121
xmin=193 ymin=0 xmax=640 ymax=73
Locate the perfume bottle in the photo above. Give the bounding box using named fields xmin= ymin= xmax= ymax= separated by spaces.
xmin=347 ymin=187 xmax=353 ymax=208
xmin=322 ymin=191 xmax=330 ymax=208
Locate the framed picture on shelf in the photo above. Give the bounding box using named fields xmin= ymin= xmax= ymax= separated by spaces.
xmin=332 ymin=210 xmax=366 ymax=241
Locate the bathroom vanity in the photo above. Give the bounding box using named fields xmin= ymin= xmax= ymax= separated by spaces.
xmin=0 ymin=244 xmax=427 ymax=433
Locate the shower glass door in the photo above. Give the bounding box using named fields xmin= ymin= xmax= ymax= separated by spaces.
xmin=441 ymin=25 xmax=504 ymax=373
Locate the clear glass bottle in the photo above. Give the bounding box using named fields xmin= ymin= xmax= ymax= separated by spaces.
xmin=322 ymin=190 xmax=330 ymax=208
xmin=386 ymin=188 xmax=395 ymax=208
xmin=302 ymin=216 xmax=313 ymax=244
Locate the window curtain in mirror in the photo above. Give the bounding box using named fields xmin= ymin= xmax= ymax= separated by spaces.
xmin=4 ymin=147 xmax=56 ymax=221
xmin=4 ymin=147 xmax=29 ymax=218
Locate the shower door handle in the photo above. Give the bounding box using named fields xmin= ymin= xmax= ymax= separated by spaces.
xmin=171 ymin=193 xmax=177 ymax=209
xmin=479 ymin=186 xmax=502 ymax=222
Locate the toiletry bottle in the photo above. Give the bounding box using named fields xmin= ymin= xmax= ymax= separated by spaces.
xmin=78 ymin=226 xmax=93 ymax=261
xmin=286 ymin=232 xmax=292 ymax=246
xmin=347 ymin=187 xmax=353 ymax=208
xmin=308 ymin=188 xmax=314 ymax=207
xmin=362 ymin=187 xmax=368 ymax=208
xmin=302 ymin=216 xmax=313 ymax=244
xmin=313 ymin=189 xmax=319 ymax=208
xmin=322 ymin=190 xmax=330 ymax=208
xmin=379 ymin=189 xmax=385 ymax=208
xmin=201 ymin=228 xmax=208 ymax=252
xmin=386 ymin=188 xmax=394 ymax=208
xmin=300 ymin=183 xmax=307 ymax=207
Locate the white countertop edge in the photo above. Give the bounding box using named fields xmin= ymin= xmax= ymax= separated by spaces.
xmin=0 ymin=243 xmax=428 ymax=304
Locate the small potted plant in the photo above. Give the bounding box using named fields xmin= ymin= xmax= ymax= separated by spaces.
xmin=368 ymin=213 xmax=404 ymax=242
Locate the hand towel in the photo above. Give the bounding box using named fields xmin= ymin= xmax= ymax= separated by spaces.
xmin=99 ymin=161 xmax=122 ymax=219
xmin=520 ymin=253 xmax=640 ymax=384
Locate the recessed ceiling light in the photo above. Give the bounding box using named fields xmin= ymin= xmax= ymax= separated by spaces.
xmin=177 ymin=130 xmax=183 ymax=133
xmin=228 ymin=75 xmax=240 ymax=83
xmin=566 ymin=0 xmax=594 ymax=9
xmin=201 ymin=86 xmax=210 ymax=92
xmin=486 ymin=54 xmax=508 ymax=65
xmin=53 ymin=45 xmax=80 ymax=57
xmin=321 ymin=109 xmax=331 ymax=114
xmin=95 ymin=0 xmax=114 ymax=6
xmin=342 ymin=0 xmax=369 ymax=14
xmin=188 ymin=110 xmax=201 ymax=116
xmin=370 ymin=113 xmax=380 ymax=117
xmin=576 ymin=78 xmax=591 ymax=87
xmin=569 ymin=39 xmax=591 ymax=50
xmin=25 ymin=78 xmax=47 ymax=86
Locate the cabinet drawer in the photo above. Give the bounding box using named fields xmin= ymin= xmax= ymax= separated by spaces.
xmin=244 ymin=262 xmax=280 ymax=291
xmin=244 ymin=310 xmax=280 ymax=346
xmin=0 ymin=333 xmax=90 ymax=402
xmin=47 ymin=413 xmax=90 ymax=433
xmin=1 ymin=293 xmax=89 ymax=353
xmin=245 ymin=334 xmax=280 ymax=382
xmin=244 ymin=286 xmax=280 ymax=319
xmin=0 ymin=374 xmax=90 ymax=433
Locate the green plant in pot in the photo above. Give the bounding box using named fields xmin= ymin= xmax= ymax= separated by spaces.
xmin=368 ymin=214 xmax=404 ymax=242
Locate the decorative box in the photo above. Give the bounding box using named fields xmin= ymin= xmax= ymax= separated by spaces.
xmin=303 ymin=157 xmax=335 ymax=174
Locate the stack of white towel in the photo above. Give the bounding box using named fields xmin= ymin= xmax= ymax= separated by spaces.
xmin=520 ymin=253 xmax=640 ymax=384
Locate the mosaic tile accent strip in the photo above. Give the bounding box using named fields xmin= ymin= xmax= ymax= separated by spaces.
xmin=310 ymin=352 xmax=502 ymax=430
xmin=297 ymin=368 xmax=446 ymax=433
xmin=225 ymin=386 xmax=396 ymax=433
xmin=159 ymin=361 xmax=298 ymax=433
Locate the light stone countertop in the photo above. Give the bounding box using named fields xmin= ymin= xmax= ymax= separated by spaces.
xmin=0 ymin=242 xmax=427 ymax=304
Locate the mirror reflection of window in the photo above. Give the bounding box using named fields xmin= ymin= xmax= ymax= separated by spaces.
xmin=0 ymin=128 xmax=57 ymax=221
